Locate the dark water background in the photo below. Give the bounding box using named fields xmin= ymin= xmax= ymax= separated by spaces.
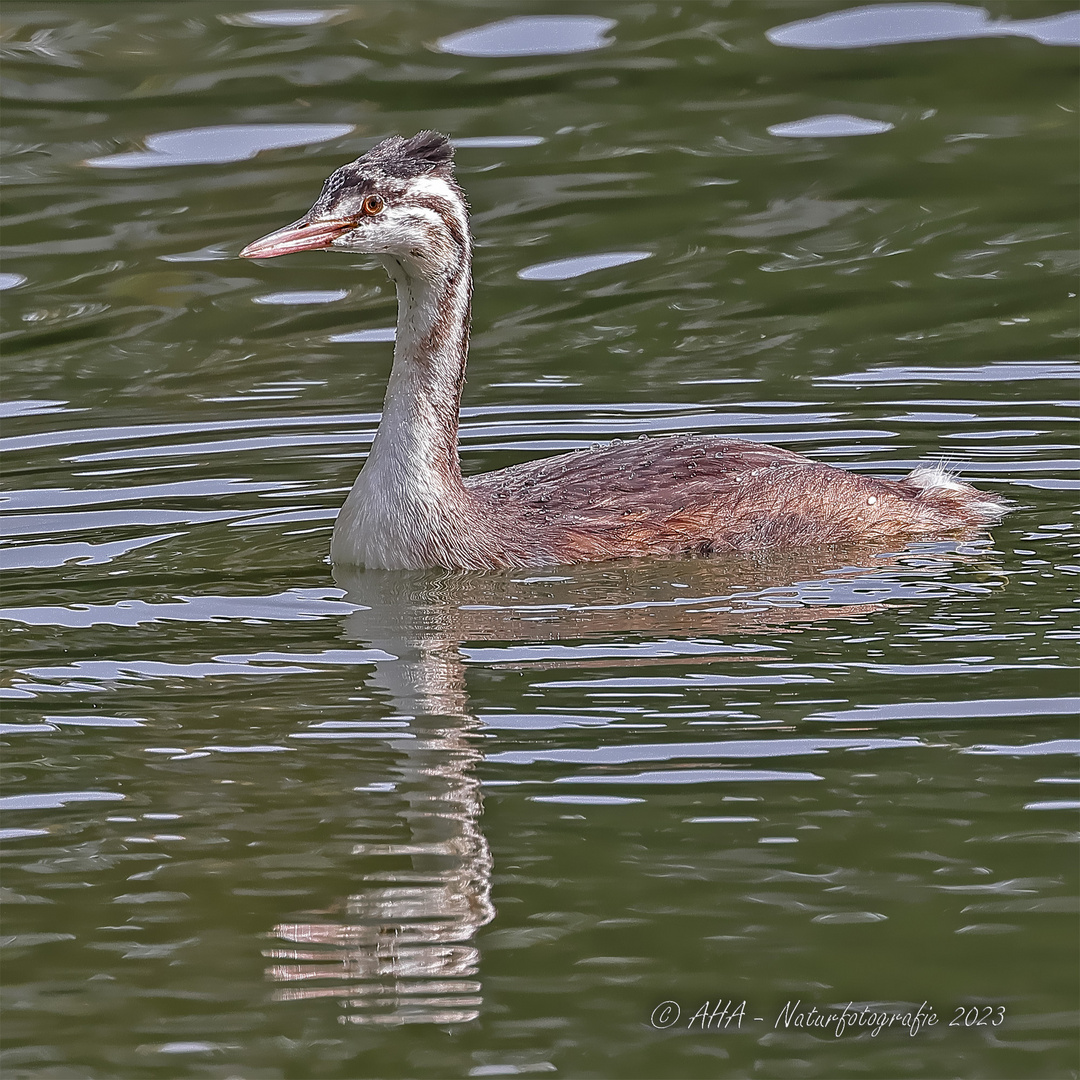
xmin=1 ymin=3 xmax=1078 ymax=1078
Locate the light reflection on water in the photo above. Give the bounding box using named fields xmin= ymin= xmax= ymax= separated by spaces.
xmin=437 ymin=15 xmax=617 ymax=58
xmin=1 ymin=0 xmax=1077 ymax=1076
xmin=766 ymin=3 xmax=1080 ymax=49
xmin=84 ymin=124 xmax=356 ymax=169
xmin=767 ymin=115 xmax=896 ymax=138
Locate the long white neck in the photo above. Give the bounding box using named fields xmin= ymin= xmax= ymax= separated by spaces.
xmin=330 ymin=250 xmax=474 ymax=569
xmin=371 ymin=257 xmax=470 ymax=490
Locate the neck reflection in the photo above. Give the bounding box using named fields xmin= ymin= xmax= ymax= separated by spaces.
xmin=267 ymin=572 xmax=493 ymax=1026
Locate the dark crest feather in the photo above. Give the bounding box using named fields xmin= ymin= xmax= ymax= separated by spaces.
xmin=359 ymin=130 xmax=454 ymax=179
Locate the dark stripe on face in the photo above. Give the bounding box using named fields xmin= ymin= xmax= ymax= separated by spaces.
xmin=409 ymin=193 xmax=469 ymax=253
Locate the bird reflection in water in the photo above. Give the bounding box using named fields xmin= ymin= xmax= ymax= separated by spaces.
xmin=263 ymin=540 xmax=1000 ymax=1024
xmin=266 ymin=571 xmax=493 ymax=1025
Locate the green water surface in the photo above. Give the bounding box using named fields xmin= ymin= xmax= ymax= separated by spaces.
xmin=1 ymin=3 xmax=1077 ymax=1078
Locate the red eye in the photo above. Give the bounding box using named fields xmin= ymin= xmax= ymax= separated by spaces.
xmin=363 ymin=194 xmax=384 ymax=215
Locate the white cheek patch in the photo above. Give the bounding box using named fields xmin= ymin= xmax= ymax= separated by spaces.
xmin=407 ymin=176 xmax=469 ymax=238
xmin=330 ymin=215 xmax=405 ymax=252
xmin=409 ymin=175 xmax=461 ymax=202
xmin=398 ymin=207 xmax=445 ymax=232
xmin=331 ymin=206 xmax=448 ymax=257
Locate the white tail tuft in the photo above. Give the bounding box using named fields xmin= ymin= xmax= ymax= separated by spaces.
xmin=905 ymin=465 xmax=1009 ymax=522
xmin=906 ymin=464 xmax=967 ymax=494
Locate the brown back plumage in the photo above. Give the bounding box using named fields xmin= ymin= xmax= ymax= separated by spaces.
xmin=466 ymin=434 xmax=1006 ymax=565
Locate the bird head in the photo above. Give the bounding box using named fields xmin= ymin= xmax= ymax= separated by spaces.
xmin=240 ymin=131 xmax=469 ymax=278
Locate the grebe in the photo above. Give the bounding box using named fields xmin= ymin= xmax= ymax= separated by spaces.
xmin=241 ymin=131 xmax=1007 ymax=571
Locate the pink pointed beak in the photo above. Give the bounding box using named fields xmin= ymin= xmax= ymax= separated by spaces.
xmin=240 ymin=217 xmax=356 ymax=259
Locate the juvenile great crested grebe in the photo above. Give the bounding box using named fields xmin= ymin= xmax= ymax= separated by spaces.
xmin=241 ymin=131 xmax=1007 ymax=571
